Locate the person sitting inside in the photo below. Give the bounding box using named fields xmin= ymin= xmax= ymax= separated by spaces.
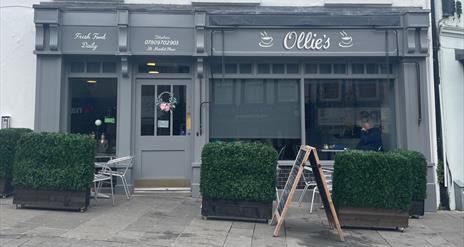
xmin=356 ymin=119 xmax=383 ymax=151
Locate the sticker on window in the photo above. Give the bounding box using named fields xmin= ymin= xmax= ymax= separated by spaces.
xmin=157 ymin=120 xmax=169 ymax=128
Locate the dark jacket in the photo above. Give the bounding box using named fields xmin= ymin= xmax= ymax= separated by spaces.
xmin=356 ymin=127 xmax=383 ymax=151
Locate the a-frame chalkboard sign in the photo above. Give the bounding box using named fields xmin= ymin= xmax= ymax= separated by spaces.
xmin=271 ymin=145 xmax=344 ymax=241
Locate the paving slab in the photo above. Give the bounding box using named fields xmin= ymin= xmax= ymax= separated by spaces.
xmin=1 ymin=195 xmax=464 ymax=247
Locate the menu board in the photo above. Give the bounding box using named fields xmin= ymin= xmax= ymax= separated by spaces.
xmin=272 ymin=146 xmax=344 ymax=242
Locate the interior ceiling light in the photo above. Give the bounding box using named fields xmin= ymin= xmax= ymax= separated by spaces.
xmin=86 ymin=80 xmax=97 ymax=84
xmin=148 ymin=71 xmax=159 ymax=74
xmin=147 ymin=62 xmax=156 ymax=66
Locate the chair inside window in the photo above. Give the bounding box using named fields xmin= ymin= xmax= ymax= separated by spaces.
xmin=298 ymin=166 xmax=333 ymax=213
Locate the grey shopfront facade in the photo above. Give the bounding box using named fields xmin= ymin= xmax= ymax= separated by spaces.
xmin=33 ymin=3 xmax=437 ymax=211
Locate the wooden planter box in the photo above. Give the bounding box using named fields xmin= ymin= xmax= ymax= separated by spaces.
xmin=13 ymin=188 xmax=90 ymax=212
xmin=338 ymin=207 xmax=409 ymax=230
xmin=0 ymin=177 xmax=13 ymax=198
xmin=201 ymin=198 xmax=272 ymax=222
xmin=409 ymin=200 xmax=424 ymax=217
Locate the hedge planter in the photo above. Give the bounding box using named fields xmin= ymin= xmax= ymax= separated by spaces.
xmin=333 ymin=151 xmax=414 ymax=230
xmin=200 ymin=142 xmax=277 ymax=222
xmin=0 ymin=128 xmax=32 ymax=198
xmin=0 ymin=177 xmax=13 ymax=198
xmin=338 ymin=207 xmax=409 ymax=230
xmin=201 ymin=199 xmax=272 ymax=222
xmin=13 ymin=188 xmax=90 ymax=212
xmin=409 ymin=200 xmax=425 ymax=218
xmin=13 ymin=132 xmax=95 ymax=211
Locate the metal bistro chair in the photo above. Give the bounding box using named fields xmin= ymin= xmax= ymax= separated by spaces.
xmin=93 ymin=165 xmax=115 ymax=206
xmin=99 ymin=156 xmax=135 ymax=200
xmin=298 ymin=167 xmax=334 ymax=213
xmin=297 ymin=166 xmax=317 ymax=207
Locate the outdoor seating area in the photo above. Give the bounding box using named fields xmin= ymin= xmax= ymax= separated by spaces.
xmin=93 ymin=156 xmax=134 ymax=206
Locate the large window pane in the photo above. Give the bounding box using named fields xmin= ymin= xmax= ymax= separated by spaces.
xmin=141 ymin=85 xmax=155 ymax=136
xmin=304 ymin=79 xmax=395 ymax=160
xmin=210 ymin=79 xmax=301 ymax=160
xmin=156 ymin=85 xmax=171 ymax=136
xmin=70 ymin=78 xmax=117 ymax=155
xmin=173 ymin=85 xmax=186 ymax=135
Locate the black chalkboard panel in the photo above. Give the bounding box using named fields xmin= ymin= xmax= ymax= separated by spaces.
xmin=272 ymin=146 xmax=344 ymax=241
xmin=277 ymin=149 xmax=306 ymax=215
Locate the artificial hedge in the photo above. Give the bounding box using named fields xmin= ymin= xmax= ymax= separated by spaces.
xmin=0 ymin=128 xmax=33 ymax=178
xmin=200 ymin=142 xmax=277 ymax=203
xmin=13 ymin=132 xmax=96 ymax=191
xmin=393 ymin=150 xmax=427 ymax=201
xmin=333 ymin=150 xmax=413 ymax=210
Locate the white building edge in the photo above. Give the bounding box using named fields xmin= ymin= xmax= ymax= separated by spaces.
xmin=1 ymin=0 xmax=440 ymax=209
xmin=433 ymin=0 xmax=464 ymax=210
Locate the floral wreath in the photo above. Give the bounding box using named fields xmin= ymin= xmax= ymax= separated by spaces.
xmin=155 ymin=91 xmax=177 ymax=112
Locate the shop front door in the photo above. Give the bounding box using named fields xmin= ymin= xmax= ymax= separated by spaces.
xmin=135 ymin=79 xmax=192 ymax=188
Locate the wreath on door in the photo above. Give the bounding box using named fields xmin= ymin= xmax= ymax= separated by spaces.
xmin=155 ymin=91 xmax=177 ymax=112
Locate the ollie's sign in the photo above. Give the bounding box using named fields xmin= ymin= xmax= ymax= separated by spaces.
xmin=259 ymin=30 xmax=354 ymax=51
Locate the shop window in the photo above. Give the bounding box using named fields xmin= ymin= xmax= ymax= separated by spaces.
xmin=138 ymin=62 xmax=190 ymax=74
xmin=319 ymin=64 xmax=332 ymax=74
xmin=211 ymin=64 xmax=222 ymax=74
xmin=352 ymin=64 xmax=365 ymax=74
xmin=140 ymin=84 xmax=187 ymax=136
xmin=239 ymin=64 xmax=252 ymax=74
xmin=210 ymin=78 xmax=301 ymax=160
xmin=257 ymin=64 xmax=271 ymax=74
xmin=305 ymin=64 xmax=318 ymax=74
xmin=333 ymin=64 xmax=347 ymax=74
xmin=286 ymin=64 xmax=299 ymax=74
xmin=304 ymin=79 xmax=396 ymax=160
xmin=102 ymin=62 xmax=116 ymax=73
xmin=366 ymin=64 xmax=379 ymax=74
xmin=380 ymin=64 xmax=393 ymax=74
xmin=86 ymin=62 xmax=101 ymax=73
xmin=141 ymin=85 xmax=155 ymax=136
xmin=225 ymin=63 xmax=238 ymax=74
xmin=71 ymin=62 xmax=85 ymax=73
xmin=272 ymin=64 xmax=285 ymax=74
xmin=70 ymin=78 xmax=117 ymax=155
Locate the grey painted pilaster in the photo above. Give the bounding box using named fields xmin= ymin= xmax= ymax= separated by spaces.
xmin=117 ymin=56 xmax=133 ymax=180
xmin=34 ymin=56 xmax=63 ymax=132
xmin=192 ymin=11 xmax=208 ymax=197
xmin=398 ymin=60 xmax=437 ymax=212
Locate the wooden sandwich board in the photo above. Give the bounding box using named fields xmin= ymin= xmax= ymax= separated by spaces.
xmin=271 ymin=145 xmax=344 ymax=241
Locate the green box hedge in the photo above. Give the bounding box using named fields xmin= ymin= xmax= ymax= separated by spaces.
xmin=0 ymin=128 xmax=32 ymax=178
xmin=393 ymin=150 xmax=427 ymax=201
xmin=13 ymin=132 xmax=96 ymax=191
xmin=200 ymin=142 xmax=277 ymax=203
xmin=333 ymin=150 xmax=413 ymax=210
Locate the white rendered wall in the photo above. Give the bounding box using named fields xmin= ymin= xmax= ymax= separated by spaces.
xmin=0 ymin=0 xmax=50 ymax=129
xmin=433 ymin=0 xmax=464 ymax=210
xmin=439 ymin=42 xmax=464 ymax=210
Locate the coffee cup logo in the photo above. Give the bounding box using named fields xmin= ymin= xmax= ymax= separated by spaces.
xmin=338 ymin=31 xmax=353 ymax=48
xmin=259 ymin=31 xmax=274 ymax=48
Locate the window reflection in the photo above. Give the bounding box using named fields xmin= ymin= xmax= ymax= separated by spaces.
xmin=305 ymin=79 xmax=396 ymax=160
xmin=210 ymin=79 xmax=301 ymax=160
xmin=70 ymin=78 xmax=117 ymax=155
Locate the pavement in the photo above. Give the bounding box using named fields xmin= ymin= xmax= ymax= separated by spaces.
xmin=0 ymin=193 xmax=463 ymax=247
